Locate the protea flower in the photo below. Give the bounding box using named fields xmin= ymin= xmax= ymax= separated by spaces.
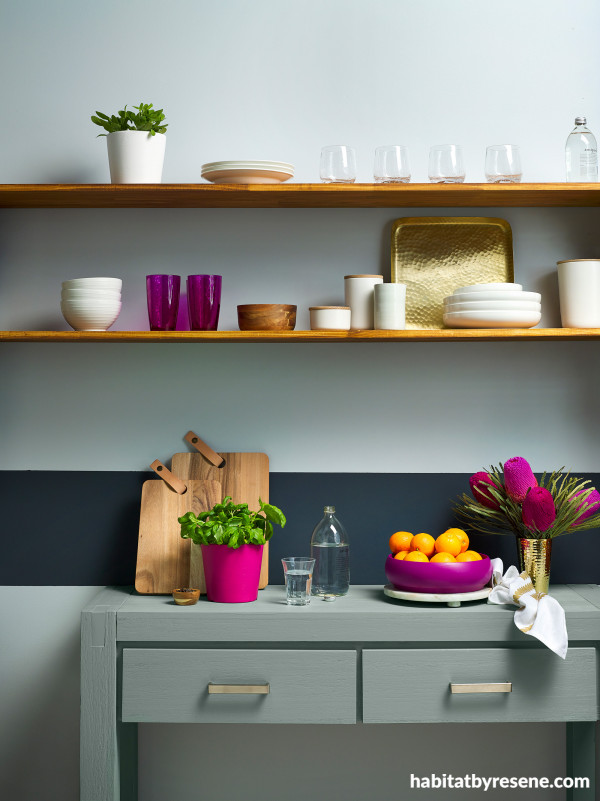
xmin=504 ymin=456 xmax=537 ymax=503
xmin=469 ymin=471 xmax=500 ymax=510
xmin=522 ymin=486 xmax=556 ymax=532
xmin=573 ymin=488 xmax=600 ymax=523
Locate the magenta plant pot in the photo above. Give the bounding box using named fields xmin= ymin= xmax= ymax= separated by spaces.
xmin=201 ymin=543 xmax=264 ymax=603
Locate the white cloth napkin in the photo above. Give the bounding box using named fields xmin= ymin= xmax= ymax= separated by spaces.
xmin=487 ymin=558 xmax=568 ymax=659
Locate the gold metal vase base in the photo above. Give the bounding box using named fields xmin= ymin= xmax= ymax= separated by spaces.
xmin=516 ymin=538 xmax=552 ymax=595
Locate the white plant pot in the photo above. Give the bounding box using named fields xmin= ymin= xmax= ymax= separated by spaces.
xmin=106 ymin=131 xmax=166 ymax=183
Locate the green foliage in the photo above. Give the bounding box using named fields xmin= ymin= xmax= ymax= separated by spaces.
xmin=179 ymin=496 xmax=286 ymax=549
xmin=91 ymin=103 xmax=167 ymax=137
xmin=453 ymin=463 xmax=600 ymax=540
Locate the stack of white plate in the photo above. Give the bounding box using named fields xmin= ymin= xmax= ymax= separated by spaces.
xmin=443 ymin=283 xmax=542 ymax=328
xmin=201 ymin=160 xmax=294 ymax=185
xmin=61 ymin=277 xmax=122 ymax=331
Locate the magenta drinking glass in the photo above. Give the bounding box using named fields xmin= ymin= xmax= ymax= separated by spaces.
xmin=187 ymin=275 xmax=222 ymax=330
xmin=146 ymin=274 xmax=180 ymax=331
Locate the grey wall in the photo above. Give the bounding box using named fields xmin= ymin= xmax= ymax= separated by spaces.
xmin=1 ymin=1 xmax=600 ymax=799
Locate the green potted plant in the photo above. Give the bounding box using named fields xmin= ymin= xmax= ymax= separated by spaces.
xmin=454 ymin=456 xmax=600 ymax=592
xmin=91 ymin=102 xmax=167 ymax=183
xmin=179 ymin=496 xmax=286 ymax=603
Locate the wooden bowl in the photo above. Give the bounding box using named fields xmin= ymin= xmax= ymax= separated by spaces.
xmin=237 ymin=304 xmax=297 ymax=331
xmin=172 ymin=588 xmax=200 ymax=605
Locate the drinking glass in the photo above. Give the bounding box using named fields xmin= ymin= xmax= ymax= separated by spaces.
xmin=374 ymin=145 xmax=411 ymax=183
xmin=428 ymin=144 xmax=465 ymax=183
xmin=146 ymin=274 xmax=180 ymax=331
xmin=485 ymin=144 xmax=522 ymax=183
xmin=320 ymin=146 xmax=357 ymax=183
xmin=186 ymin=274 xmax=222 ymax=330
xmin=281 ymin=557 xmax=315 ymax=605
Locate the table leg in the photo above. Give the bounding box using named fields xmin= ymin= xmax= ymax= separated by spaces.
xmin=81 ymin=591 xmax=137 ymax=801
xmin=566 ymin=721 xmax=596 ymax=801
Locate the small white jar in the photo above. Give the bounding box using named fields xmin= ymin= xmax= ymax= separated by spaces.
xmin=374 ymin=283 xmax=406 ymax=329
xmin=344 ymin=274 xmax=383 ymax=329
xmin=309 ymin=306 xmax=351 ymax=331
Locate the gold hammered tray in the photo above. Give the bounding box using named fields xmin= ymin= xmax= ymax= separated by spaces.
xmin=391 ymin=217 xmax=514 ymax=329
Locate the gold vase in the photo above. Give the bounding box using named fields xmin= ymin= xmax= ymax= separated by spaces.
xmin=516 ymin=537 xmax=552 ymax=595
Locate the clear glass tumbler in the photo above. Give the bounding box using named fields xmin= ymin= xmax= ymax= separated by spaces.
xmin=429 ymin=144 xmax=465 ymax=183
xmin=374 ymin=145 xmax=411 ymax=183
xmin=146 ymin=274 xmax=180 ymax=331
xmin=320 ymin=146 xmax=357 ymax=183
xmin=485 ymin=144 xmax=522 ymax=183
xmin=186 ymin=274 xmax=222 ymax=331
xmin=281 ymin=557 xmax=315 ymax=605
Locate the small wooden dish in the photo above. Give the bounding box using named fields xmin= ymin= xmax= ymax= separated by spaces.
xmin=237 ymin=304 xmax=297 ymax=331
xmin=172 ymin=588 xmax=200 ymax=605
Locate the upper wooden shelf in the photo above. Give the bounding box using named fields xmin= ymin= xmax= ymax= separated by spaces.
xmin=1 ymin=183 xmax=600 ymax=208
xmin=2 ymin=329 xmax=600 ymax=343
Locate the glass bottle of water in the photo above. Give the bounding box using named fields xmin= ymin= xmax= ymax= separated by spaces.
xmin=310 ymin=506 xmax=350 ymax=598
xmin=565 ymin=117 xmax=598 ymax=182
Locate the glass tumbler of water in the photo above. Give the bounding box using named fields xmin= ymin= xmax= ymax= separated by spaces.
xmin=428 ymin=144 xmax=465 ymax=183
xmin=281 ymin=557 xmax=315 ymax=605
xmin=374 ymin=145 xmax=411 ymax=183
xmin=485 ymin=144 xmax=522 ymax=183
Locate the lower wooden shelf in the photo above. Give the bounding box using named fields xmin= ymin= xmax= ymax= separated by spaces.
xmin=1 ymin=328 xmax=600 ymax=342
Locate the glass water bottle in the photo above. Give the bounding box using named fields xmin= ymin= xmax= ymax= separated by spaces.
xmin=565 ymin=117 xmax=598 ymax=182
xmin=310 ymin=505 xmax=350 ymax=597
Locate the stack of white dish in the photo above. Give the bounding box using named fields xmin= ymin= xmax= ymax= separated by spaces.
xmin=61 ymin=277 xmax=122 ymax=331
xmin=443 ymin=283 xmax=542 ymax=328
xmin=201 ymin=160 xmax=294 ymax=185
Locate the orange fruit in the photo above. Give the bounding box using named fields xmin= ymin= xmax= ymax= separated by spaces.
xmin=430 ymin=552 xmax=457 ymax=563
xmin=410 ymin=532 xmax=436 ymax=557
xmin=389 ymin=531 xmax=413 ymax=554
xmin=434 ymin=532 xmax=462 ymax=557
xmin=404 ymin=551 xmax=429 ymax=563
xmin=455 ymin=550 xmax=482 ymax=562
xmin=441 ymin=527 xmax=469 ymax=553
xmin=393 ymin=550 xmax=410 ymax=561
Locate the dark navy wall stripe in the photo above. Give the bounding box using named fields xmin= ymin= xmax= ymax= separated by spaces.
xmin=2 ymin=472 xmax=599 ymax=586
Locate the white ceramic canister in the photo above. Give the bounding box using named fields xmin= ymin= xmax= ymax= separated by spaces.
xmin=309 ymin=306 xmax=351 ymax=331
xmin=557 ymin=259 xmax=600 ymax=327
xmin=344 ymin=274 xmax=383 ymax=329
xmin=106 ymin=131 xmax=166 ymax=183
xmin=374 ymin=283 xmax=406 ymax=329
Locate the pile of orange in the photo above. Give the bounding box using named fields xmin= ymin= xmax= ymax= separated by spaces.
xmin=388 ymin=528 xmax=482 ymax=564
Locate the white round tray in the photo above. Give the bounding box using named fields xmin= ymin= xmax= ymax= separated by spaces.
xmin=384 ymin=584 xmax=491 ymax=608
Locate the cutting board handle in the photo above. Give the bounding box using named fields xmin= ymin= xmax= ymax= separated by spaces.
xmin=150 ymin=460 xmax=188 ymax=494
xmin=184 ymin=431 xmax=226 ymax=468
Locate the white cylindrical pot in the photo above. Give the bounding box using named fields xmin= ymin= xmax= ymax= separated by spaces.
xmin=309 ymin=306 xmax=351 ymax=331
xmin=374 ymin=283 xmax=406 ymax=329
xmin=106 ymin=131 xmax=166 ymax=183
xmin=344 ymin=274 xmax=383 ymax=329
xmin=557 ymin=259 xmax=600 ymax=327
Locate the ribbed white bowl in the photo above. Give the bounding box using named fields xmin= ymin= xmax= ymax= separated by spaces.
xmin=61 ymin=300 xmax=122 ymax=331
xmin=62 ymin=277 xmax=123 ymax=291
xmin=443 ymin=309 xmax=541 ymax=328
xmin=61 ymin=288 xmax=122 ymax=300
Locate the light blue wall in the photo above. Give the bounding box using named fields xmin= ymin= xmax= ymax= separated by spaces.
xmin=1 ymin=1 xmax=599 ymax=799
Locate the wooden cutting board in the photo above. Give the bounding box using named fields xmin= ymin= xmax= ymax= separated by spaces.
xmin=171 ymin=431 xmax=270 ymax=588
xmin=135 ymin=464 xmax=221 ymax=594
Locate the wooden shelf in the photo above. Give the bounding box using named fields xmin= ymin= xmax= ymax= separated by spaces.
xmin=2 ymin=329 xmax=600 ymax=343
xmin=1 ymin=183 xmax=600 ymax=208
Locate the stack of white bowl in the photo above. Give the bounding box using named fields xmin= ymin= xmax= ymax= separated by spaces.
xmin=443 ymin=283 xmax=542 ymax=329
xmin=61 ymin=277 xmax=122 ymax=332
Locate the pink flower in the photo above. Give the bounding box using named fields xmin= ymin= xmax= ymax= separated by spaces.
xmin=522 ymin=487 xmax=556 ymax=532
xmin=504 ymin=456 xmax=537 ymax=503
xmin=573 ymin=488 xmax=600 ymax=523
xmin=469 ymin=472 xmax=500 ymax=510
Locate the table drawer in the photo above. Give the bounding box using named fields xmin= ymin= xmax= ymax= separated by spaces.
xmin=122 ymin=648 xmax=356 ymax=723
xmin=363 ymin=647 xmax=596 ymax=723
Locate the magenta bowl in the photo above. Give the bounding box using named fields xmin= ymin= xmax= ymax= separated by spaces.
xmin=385 ymin=553 xmax=493 ymax=594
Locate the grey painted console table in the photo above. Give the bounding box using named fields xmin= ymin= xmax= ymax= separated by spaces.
xmin=81 ymin=585 xmax=600 ymax=800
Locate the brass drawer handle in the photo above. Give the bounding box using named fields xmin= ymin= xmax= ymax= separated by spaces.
xmin=450 ymin=682 xmax=512 ymax=694
xmin=208 ymin=683 xmax=270 ymax=695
